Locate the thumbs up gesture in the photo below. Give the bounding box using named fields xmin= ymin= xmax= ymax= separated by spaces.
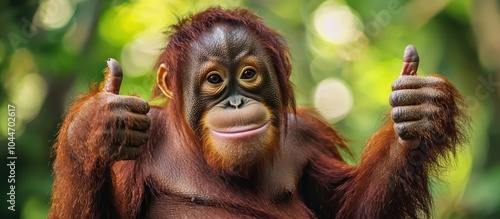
xmin=67 ymin=59 xmax=151 ymax=161
xmin=100 ymin=59 xmax=151 ymax=160
xmin=389 ymin=46 xmax=457 ymax=149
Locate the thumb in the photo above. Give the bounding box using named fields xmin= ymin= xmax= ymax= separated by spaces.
xmin=400 ymin=45 xmax=419 ymax=76
xmin=102 ymin=58 xmax=123 ymax=94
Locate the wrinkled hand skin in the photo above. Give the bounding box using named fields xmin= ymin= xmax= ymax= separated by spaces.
xmin=69 ymin=93 xmax=151 ymax=161
xmin=388 ymin=45 xmax=465 ymax=149
xmin=390 ymin=76 xmax=450 ymax=147
xmin=67 ymin=59 xmax=151 ymax=162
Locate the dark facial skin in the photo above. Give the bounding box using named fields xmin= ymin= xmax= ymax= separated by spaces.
xmin=183 ymin=24 xmax=281 ymax=131
xmin=182 ymin=24 xmax=282 ymax=174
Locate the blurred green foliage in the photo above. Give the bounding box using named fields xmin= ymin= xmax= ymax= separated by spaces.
xmin=1 ymin=0 xmax=499 ymax=218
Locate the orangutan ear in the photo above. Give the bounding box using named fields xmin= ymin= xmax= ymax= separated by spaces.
xmin=157 ymin=63 xmax=173 ymax=98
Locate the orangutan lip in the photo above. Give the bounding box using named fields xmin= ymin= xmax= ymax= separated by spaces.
xmin=210 ymin=122 xmax=270 ymax=139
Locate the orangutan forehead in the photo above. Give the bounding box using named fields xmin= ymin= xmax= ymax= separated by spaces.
xmin=190 ymin=24 xmax=265 ymax=63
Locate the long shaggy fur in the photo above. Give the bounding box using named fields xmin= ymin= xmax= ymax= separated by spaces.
xmin=50 ymin=7 xmax=470 ymax=219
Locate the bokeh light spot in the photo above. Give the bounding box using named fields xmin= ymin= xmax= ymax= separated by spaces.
xmin=313 ymin=78 xmax=353 ymax=122
xmin=120 ymin=33 xmax=162 ymax=77
xmin=12 ymin=73 xmax=48 ymax=123
xmin=34 ymin=0 xmax=74 ymax=30
xmin=313 ymin=1 xmax=363 ymax=45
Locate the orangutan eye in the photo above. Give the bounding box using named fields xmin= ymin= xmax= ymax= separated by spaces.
xmin=241 ymin=69 xmax=256 ymax=80
xmin=207 ymin=74 xmax=223 ymax=84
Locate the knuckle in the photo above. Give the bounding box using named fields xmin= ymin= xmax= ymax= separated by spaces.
xmin=126 ymin=96 xmax=150 ymax=113
xmin=140 ymin=102 xmax=150 ymax=114
xmin=391 ymin=79 xmax=403 ymax=91
xmin=138 ymin=97 xmax=149 ymax=107
xmin=394 ymin=122 xmax=406 ymax=135
xmin=392 ymin=77 xmax=416 ymax=90
xmin=391 ymin=107 xmax=402 ymax=122
xmin=138 ymin=98 xmax=150 ymax=113
xmin=389 ymin=91 xmax=400 ymax=106
xmin=129 ymin=114 xmax=151 ymax=131
xmin=395 ymin=122 xmax=417 ymax=139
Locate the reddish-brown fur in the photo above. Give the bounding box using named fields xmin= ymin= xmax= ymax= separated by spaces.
xmin=50 ymin=7 xmax=469 ymax=219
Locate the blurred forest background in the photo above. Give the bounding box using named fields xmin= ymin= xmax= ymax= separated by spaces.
xmin=1 ymin=0 xmax=499 ymax=218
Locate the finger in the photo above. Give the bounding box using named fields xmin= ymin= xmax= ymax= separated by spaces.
xmin=110 ymin=112 xmax=151 ymax=131
xmin=104 ymin=129 xmax=149 ymax=147
xmin=400 ymin=45 xmax=419 ymax=76
xmin=126 ymin=113 xmax=151 ymax=131
xmin=389 ymin=88 xmax=445 ymax=106
xmin=393 ymin=120 xmax=432 ymax=140
xmin=106 ymin=96 xmax=150 ymax=114
xmin=125 ymin=98 xmax=150 ymax=114
xmin=391 ymin=106 xmax=422 ymax=122
xmin=392 ymin=76 xmax=446 ymax=91
xmin=103 ymin=58 xmax=123 ymax=94
xmin=391 ymin=104 xmax=439 ymax=123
